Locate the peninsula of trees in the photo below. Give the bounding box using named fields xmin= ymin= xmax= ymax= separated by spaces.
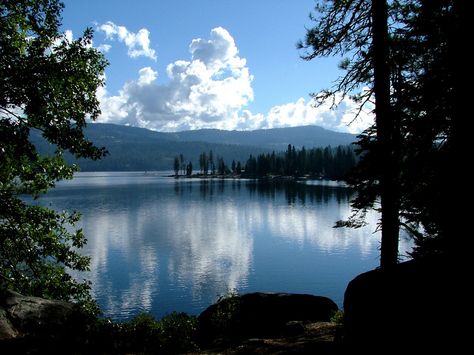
xmin=173 ymin=144 xmax=356 ymax=180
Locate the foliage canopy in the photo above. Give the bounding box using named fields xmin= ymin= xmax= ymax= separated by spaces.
xmin=0 ymin=0 xmax=107 ymax=304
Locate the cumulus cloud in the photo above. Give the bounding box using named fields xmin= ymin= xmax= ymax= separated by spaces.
xmin=262 ymin=95 xmax=373 ymax=134
xmin=98 ymin=27 xmax=254 ymax=131
xmin=224 ymin=96 xmax=372 ymax=134
xmin=97 ymin=21 xmax=157 ymax=60
xmin=98 ymin=27 xmax=373 ymax=133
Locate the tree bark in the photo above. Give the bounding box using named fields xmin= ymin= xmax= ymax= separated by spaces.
xmin=372 ymin=0 xmax=399 ymax=268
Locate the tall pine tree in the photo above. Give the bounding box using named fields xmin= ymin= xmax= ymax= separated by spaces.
xmin=299 ymin=0 xmax=460 ymax=264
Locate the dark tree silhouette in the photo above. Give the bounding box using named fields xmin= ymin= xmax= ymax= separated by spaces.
xmin=243 ymin=145 xmax=356 ymax=179
xmin=176 ymin=145 xmax=356 ymax=180
xmin=174 ymin=156 xmax=180 ymax=176
xmin=179 ymin=153 xmax=185 ymax=175
xmin=209 ymin=150 xmax=215 ymax=175
xmin=392 ymin=0 xmax=462 ymax=257
xmin=371 ymin=0 xmax=399 ymax=267
xmin=186 ymin=161 xmax=193 ymax=176
xmin=298 ymin=0 xmax=401 ymax=268
xmin=300 ymin=0 xmax=461 ymax=262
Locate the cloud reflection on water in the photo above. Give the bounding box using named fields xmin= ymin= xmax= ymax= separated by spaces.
xmin=56 ymin=177 xmax=411 ymax=319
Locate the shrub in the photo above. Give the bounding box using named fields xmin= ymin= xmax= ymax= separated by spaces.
xmin=82 ymin=312 xmax=198 ymax=354
xmin=330 ymin=309 xmax=344 ymax=324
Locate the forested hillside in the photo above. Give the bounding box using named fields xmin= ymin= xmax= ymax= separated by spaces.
xmin=31 ymin=123 xmax=356 ymax=171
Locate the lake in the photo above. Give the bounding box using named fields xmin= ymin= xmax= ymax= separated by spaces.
xmin=37 ymin=172 xmax=412 ymax=320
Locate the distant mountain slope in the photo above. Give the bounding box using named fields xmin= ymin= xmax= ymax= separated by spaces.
xmin=167 ymin=125 xmax=356 ymax=150
xmin=83 ymin=123 xmax=173 ymax=144
xmin=31 ymin=123 xmax=356 ymax=171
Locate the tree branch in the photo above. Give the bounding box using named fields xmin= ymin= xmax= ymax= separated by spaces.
xmin=0 ymin=106 xmax=25 ymax=122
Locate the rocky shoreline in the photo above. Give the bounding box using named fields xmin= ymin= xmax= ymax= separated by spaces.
xmin=1 ymin=258 xmax=457 ymax=353
xmin=1 ymin=291 xmax=340 ymax=354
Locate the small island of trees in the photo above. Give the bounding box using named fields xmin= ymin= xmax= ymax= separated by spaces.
xmin=173 ymin=144 xmax=356 ymax=180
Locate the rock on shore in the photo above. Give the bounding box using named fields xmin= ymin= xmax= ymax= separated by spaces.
xmin=0 ymin=290 xmax=87 ymax=352
xmin=198 ymin=292 xmax=338 ymax=346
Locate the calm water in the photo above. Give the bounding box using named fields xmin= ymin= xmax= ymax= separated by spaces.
xmin=37 ymin=172 xmax=412 ymax=320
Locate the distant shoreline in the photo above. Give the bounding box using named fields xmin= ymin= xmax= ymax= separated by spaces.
xmin=168 ymin=173 xmax=340 ymax=182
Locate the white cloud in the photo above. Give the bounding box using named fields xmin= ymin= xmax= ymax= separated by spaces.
xmin=63 ymin=30 xmax=73 ymax=43
xmin=137 ymin=67 xmax=158 ymax=86
xmin=97 ymin=44 xmax=112 ymax=53
xmin=98 ymin=27 xmax=254 ymax=131
xmin=261 ymin=95 xmax=373 ymax=134
xmin=97 ymin=21 xmax=157 ymax=61
xmin=97 ymin=27 xmax=373 ymax=133
xmin=50 ymin=30 xmax=74 ymax=50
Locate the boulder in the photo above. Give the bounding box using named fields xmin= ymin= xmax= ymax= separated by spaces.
xmin=0 ymin=290 xmax=89 ymax=352
xmin=1 ymin=290 xmax=81 ymax=336
xmin=0 ymin=309 xmax=19 ymax=340
xmin=343 ymin=258 xmax=457 ymax=351
xmin=198 ymin=292 xmax=338 ymax=345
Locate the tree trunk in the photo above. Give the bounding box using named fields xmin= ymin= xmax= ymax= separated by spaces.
xmin=446 ymin=0 xmax=464 ymax=259
xmin=372 ymin=0 xmax=399 ymax=268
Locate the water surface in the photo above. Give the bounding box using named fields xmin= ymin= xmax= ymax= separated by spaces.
xmin=38 ymin=172 xmax=412 ymax=320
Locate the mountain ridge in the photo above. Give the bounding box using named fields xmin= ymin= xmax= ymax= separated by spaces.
xmin=32 ymin=123 xmax=357 ymax=171
xmin=85 ymin=123 xmax=356 ymax=148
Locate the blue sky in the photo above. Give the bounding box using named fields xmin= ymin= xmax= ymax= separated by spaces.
xmin=61 ymin=0 xmax=372 ymax=133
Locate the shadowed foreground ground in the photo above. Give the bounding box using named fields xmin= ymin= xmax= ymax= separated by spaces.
xmin=189 ymin=321 xmax=341 ymax=354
